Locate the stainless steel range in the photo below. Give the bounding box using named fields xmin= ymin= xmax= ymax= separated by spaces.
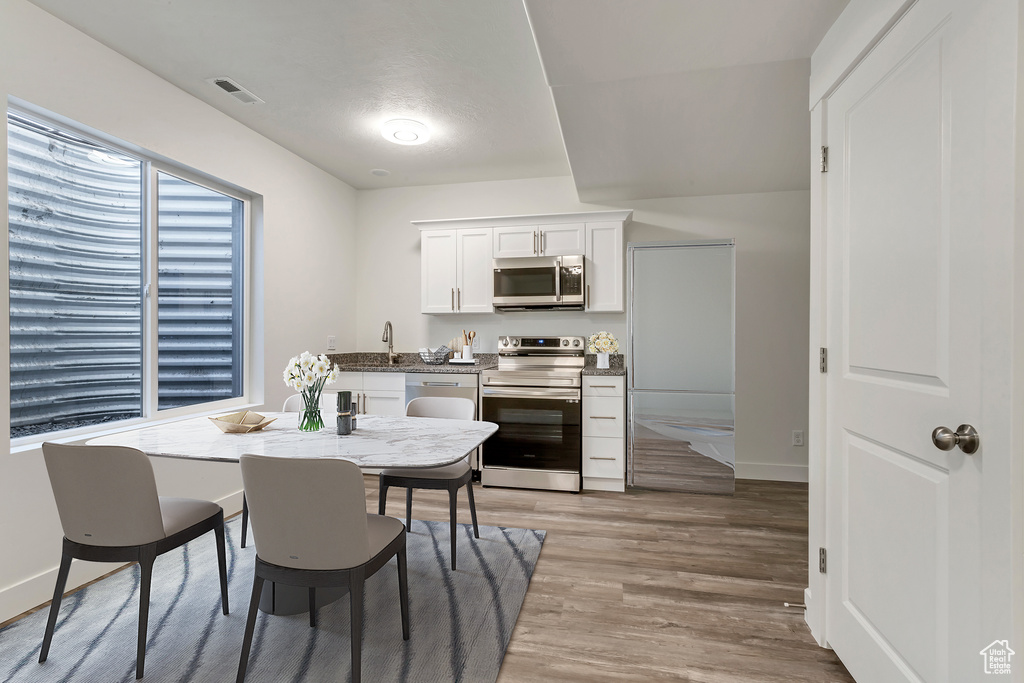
xmin=480 ymin=335 xmax=585 ymax=492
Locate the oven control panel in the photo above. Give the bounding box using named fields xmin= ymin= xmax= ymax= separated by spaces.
xmin=499 ymin=336 xmax=586 ymax=353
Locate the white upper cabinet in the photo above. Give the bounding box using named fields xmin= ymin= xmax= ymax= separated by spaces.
xmin=586 ymin=221 xmax=624 ymax=312
xmin=420 ymin=229 xmax=458 ymax=313
xmin=420 ymin=227 xmax=493 ymax=314
xmin=455 ymin=228 xmax=493 ymax=313
xmin=540 ymin=222 xmax=586 ymax=256
xmin=493 ymin=222 xmax=585 ymax=257
xmin=416 ymin=210 xmax=630 ymax=315
xmin=492 ymin=225 xmax=538 ymax=258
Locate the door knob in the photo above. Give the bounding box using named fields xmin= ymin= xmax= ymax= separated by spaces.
xmin=931 ymin=424 xmax=980 ymax=454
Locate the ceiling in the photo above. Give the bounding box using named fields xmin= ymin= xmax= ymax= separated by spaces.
xmin=27 ymin=0 xmax=847 ymax=201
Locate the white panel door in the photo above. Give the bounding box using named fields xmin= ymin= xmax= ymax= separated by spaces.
xmin=824 ymin=0 xmax=1015 ymax=680
xmin=492 ymin=225 xmax=538 ymax=258
xmin=420 ymin=229 xmax=457 ymax=313
xmin=585 ymin=221 xmax=623 ymax=312
xmin=539 ymin=223 xmax=585 ymax=256
xmin=456 ymin=228 xmax=493 ymax=313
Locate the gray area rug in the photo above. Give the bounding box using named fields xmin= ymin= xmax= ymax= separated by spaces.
xmin=0 ymin=516 xmax=544 ymax=683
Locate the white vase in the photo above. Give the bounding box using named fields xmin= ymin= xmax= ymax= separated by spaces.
xmin=597 ymin=352 xmax=610 ymax=369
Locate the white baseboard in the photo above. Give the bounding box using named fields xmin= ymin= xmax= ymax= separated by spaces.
xmin=735 ymin=462 xmax=809 ymax=483
xmin=583 ymin=477 xmax=625 ymax=492
xmin=0 ymin=490 xmax=245 ymax=625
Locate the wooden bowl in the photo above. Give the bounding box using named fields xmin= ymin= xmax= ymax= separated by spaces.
xmin=208 ymin=410 xmax=277 ymax=433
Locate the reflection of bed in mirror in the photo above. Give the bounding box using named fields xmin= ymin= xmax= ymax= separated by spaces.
xmin=627 ymin=240 xmax=735 ymax=495
xmin=631 ymin=415 xmax=735 ymax=494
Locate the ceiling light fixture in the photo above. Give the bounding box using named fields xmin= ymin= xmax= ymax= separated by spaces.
xmin=381 ymin=119 xmax=430 ymax=146
xmin=370 ymin=168 xmax=391 ymax=176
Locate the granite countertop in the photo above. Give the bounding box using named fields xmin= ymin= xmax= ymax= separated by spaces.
xmin=582 ymin=354 xmax=627 ymax=376
xmin=327 ymin=352 xmax=497 ymax=374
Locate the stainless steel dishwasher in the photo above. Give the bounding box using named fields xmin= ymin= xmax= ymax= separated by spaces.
xmin=404 ymin=373 xmax=481 ymax=475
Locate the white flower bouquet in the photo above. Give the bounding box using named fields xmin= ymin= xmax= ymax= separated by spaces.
xmin=283 ymin=351 xmax=339 ymax=431
xmin=587 ymin=331 xmax=619 ymax=354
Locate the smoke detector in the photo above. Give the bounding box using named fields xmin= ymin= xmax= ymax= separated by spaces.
xmin=206 ymin=77 xmax=264 ymax=105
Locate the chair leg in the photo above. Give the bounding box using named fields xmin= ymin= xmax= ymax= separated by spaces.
xmin=241 ymin=494 xmax=248 ymax=549
xmin=350 ymin=569 xmax=365 ymax=683
xmin=236 ymin=574 xmax=265 ymax=683
xmin=215 ymin=520 xmax=230 ymax=615
xmin=136 ymin=547 xmax=157 ymax=679
xmin=448 ymin=484 xmax=458 ymax=571
xmin=39 ymin=549 xmax=73 ymax=663
xmin=405 ymin=488 xmax=413 ymax=530
xmin=466 ymin=480 xmax=480 ymax=539
xmin=308 ymin=588 xmax=316 ymax=628
xmin=397 ymin=541 xmax=410 ymax=640
xmin=377 ymin=480 xmax=388 ymax=516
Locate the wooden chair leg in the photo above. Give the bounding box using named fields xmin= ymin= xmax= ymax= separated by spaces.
xmin=136 ymin=548 xmax=157 ymax=679
xmin=39 ymin=549 xmax=73 ymax=663
xmin=215 ymin=520 xmax=230 ymax=615
xmin=308 ymin=588 xmax=317 ymax=628
xmin=405 ymin=488 xmax=413 ymax=530
xmin=466 ymin=481 xmax=480 ymax=539
xmin=350 ymin=570 xmax=365 ymax=683
xmin=241 ymin=495 xmax=249 ymax=548
xmin=236 ymin=574 xmax=265 ymax=683
xmin=397 ymin=542 xmax=410 ymax=640
xmin=377 ymin=480 xmax=388 ymax=516
xmin=448 ymin=484 xmax=458 ymax=571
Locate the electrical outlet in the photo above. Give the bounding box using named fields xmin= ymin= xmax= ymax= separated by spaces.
xmin=472 ymin=336 xmax=480 ymax=350
xmin=327 ymin=335 xmax=337 ymax=351
xmin=792 ymin=430 xmax=805 ymax=447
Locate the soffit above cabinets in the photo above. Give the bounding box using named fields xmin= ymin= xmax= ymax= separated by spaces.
xmin=523 ymin=0 xmax=849 ymax=201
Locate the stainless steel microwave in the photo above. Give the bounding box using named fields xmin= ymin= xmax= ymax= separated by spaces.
xmin=492 ymin=254 xmax=585 ymax=311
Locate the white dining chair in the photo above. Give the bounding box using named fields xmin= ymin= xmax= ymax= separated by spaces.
xmin=377 ymin=397 xmax=479 ymax=570
xmin=237 ymin=454 xmax=409 ymax=683
xmin=39 ymin=442 xmax=229 ymax=679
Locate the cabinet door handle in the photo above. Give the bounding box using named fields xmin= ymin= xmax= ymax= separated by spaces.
xmin=540 ymin=230 xmax=545 ymax=254
xmin=588 ymin=456 xmax=617 ymax=461
xmin=533 ymin=231 xmax=537 ymax=255
xmin=457 ymin=288 xmax=461 ymax=311
xmin=589 ymin=416 xmax=617 ymax=420
xmin=451 ymin=288 xmax=455 ymax=311
xmin=587 ymin=284 xmax=590 ymax=309
xmin=589 ymin=385 xmax=617 ymax=389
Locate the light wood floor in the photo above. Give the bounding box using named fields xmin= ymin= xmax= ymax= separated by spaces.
xmin=374 ymin=477 xmax=855 ymax=683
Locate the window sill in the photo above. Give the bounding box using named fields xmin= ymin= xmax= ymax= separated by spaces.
xmin=10 ymin=401 xmax=261 ymax=454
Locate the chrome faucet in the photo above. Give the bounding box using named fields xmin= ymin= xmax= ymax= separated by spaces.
xmin=381 ymin=320 xmax=399 ymax=365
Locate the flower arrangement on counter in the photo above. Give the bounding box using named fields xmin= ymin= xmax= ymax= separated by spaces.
xmin=283 ymin=351 xmax=340 ymax=431
xmin=587 ymin=331 xmax=619 ymax=354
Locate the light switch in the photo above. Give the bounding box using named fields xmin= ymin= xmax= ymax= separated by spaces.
xmin=327 ymin=335 xmax=337 ymax=351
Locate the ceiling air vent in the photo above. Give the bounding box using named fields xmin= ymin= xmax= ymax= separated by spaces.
xmin=206 ymin=77 xmax=264 ymax=105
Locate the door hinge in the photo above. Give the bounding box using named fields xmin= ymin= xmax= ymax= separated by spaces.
xmin=819 ymin=347 xmax=828 ymax=373
xmin=820 ymin=146 xmax=829 ymax=172
xmin=819 ymin=547 xmax=827 ymax=573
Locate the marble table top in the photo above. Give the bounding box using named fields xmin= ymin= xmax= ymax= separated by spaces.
xmin=87 ymin=412 xmax=498 ymax=469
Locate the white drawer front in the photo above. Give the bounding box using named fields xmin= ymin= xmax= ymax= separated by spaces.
xmin=363 ymin=372 xmax=406 ymax=392
xmin=583 ymin=397 xmax=624 ymax=438
xmin=583 ymin=376 xmax=624 ymax=397
xmin=583 ymin=437 xmax=624 ymax=478
xmin=362 ymin=390 xmax=406 ymax=416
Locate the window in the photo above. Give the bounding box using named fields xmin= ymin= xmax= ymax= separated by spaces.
xmin=8 ymin=111 xmax=247 ymax=439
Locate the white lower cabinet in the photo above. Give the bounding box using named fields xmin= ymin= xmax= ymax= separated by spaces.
xmin=582 ymin=375 xmax=625 ymax=491
xmin=334 ymin=372 xmax=406 ymax=416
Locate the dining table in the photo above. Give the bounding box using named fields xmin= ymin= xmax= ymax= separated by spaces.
xmin=87 ymin=411 xmax=499 ymax=613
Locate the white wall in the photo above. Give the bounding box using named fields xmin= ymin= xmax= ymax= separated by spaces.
xmin=0 ymin=0 xmax=358 ymax=621
xmin=354 ymin=176 xmax=811 ymax=482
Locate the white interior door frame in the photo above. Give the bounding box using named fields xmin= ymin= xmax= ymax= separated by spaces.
xmin=808 ymin=0 xmax=1024 ymax=674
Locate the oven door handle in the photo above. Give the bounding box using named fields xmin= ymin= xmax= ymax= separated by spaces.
xmin=483 ymin=377 xmax=580 ymax=387
xmin=482 ymin=387 xmax=580 ymax=399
